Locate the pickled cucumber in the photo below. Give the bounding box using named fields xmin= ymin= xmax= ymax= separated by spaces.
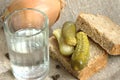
xmin=71 ymin=32 xmax=90 ymax=71
xmin=62 ymin=21 xmax=76 ymax=46
xmin=53 ymin=29 xmax=74 ymax=56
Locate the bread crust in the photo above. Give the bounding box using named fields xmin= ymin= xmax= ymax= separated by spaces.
xmin=49 ymin=36 xmax=108 ymax=80
xmin=75 ymin=13 xmax=120 ymax=55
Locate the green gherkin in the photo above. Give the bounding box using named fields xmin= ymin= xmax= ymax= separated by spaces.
xmin=71 ymin=32 xmax=90 ymax=71
xmin=53 ymin=29 xmax=74 ymax=56
xmin=62 ymin=21 xmax=76 ymax=46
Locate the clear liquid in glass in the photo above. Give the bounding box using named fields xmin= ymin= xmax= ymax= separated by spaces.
xmin=7 ymin=28 xmax=49 ymax=80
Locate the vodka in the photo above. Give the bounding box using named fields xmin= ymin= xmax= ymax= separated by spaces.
xmin=7 ymin=28 xmax=49 ymax=80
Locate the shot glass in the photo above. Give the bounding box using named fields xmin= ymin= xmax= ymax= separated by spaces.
xmin=3 ymin=8 xmax=49 ymax=80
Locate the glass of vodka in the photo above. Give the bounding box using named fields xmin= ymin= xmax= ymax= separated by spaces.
xmin=3 ymin=8 xmax=49 ymax=80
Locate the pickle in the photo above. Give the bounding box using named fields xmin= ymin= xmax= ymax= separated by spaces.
xmin=53 ymin=29 xmax=74 ymax=56
xmin=71 ymin=32 xmax=90 ymax=71
xmin=62 ymin=21 xmax=76 ymax=46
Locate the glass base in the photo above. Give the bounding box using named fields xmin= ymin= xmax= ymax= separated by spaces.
xmin=13 ymin=70 xmax=48 ymax=80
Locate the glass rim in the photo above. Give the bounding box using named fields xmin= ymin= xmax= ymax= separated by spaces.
xmin=4 ymin=8 xmax=49 ymax=37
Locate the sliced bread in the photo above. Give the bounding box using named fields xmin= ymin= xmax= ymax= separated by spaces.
xmin=49 ymin=36 xmax=108 ymax=80
xmin=75 ymin=13 xmax=120 ymax=55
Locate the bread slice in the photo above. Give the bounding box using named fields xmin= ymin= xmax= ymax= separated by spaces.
xmin=75 ymin=13 xmax=120 ymax=55
xmin=49 ymin=36 xmax=108 ymax=80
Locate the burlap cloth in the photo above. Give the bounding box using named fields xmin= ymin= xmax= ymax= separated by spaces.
xmin=0 ymin=0 xmax=120 ymax=80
